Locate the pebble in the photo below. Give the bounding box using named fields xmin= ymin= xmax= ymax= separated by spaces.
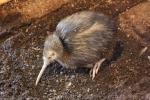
xmin=31 ymin=65 xmax=35 ymax=69
xmin=70 ymin=75 xmax=75 ymax=79
xmin=148 ymin=56 xmax=150 ymax=60
xmin=65 ymin=82 xmax=72 ymax=89
xmin=87 ymin=88 xmax=90 ymax=92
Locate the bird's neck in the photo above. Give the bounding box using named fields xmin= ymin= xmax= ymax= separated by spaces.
xmin=54 ymin=34 xmax=70 ymax=64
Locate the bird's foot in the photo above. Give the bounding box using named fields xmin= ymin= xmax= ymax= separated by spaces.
xmin=90 ymin=58 xmax=106 ymax=80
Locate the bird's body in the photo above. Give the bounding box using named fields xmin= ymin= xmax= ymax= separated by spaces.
xmin=47 ymin=11 xmax=115 ymax=68
xmin=36 ymin=11 xmax=116 ymax=85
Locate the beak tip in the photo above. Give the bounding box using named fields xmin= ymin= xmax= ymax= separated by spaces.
xmin=35 ymin=60 xmax=49 ymax=86
xmin=35 ymin=81 xmax=38 ymax=86
xmin=35 ymin=76 xmax=41 ymax=86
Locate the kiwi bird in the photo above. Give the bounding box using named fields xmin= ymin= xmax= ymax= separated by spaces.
xmin=35 ymin=11 xmax=116 ymax=85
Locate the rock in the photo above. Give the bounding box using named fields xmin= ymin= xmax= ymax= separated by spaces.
xmin=65 ymin=82 xmax=72 ymax=89
xmin=118 ymin=1 xmax=150 ymax=47
xmin=148 ymin=56 xmax=150 ymax=60
xmin=0 ymin=0 xmax=11 ymax=5
xmin=0 ymin=0 xmax=71 ymax=34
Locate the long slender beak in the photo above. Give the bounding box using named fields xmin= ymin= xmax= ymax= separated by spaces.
xmin=35 ymin=58 xmax=49 ymax=86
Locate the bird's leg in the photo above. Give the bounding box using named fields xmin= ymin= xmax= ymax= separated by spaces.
xmin=90 ymin=58 xmax=106 ymax=80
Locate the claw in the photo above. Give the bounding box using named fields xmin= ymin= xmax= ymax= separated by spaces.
xmin=90 ymin=58 xmax=106 ymax=80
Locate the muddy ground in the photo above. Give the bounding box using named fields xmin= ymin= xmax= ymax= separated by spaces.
xmin=0 ymin=0 xmax=150 ymax=99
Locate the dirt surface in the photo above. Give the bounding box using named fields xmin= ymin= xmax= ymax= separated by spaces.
xmin=0 ymin=0 xmax=150 ymax=99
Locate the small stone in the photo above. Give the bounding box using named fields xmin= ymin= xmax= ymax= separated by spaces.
xmin=32 ymin=65 xmax=35 ymax=69
xmin=53 ymin=89 xmax=56 ymax=93
xmin=148 ymin=56 xmax=150 ymax=60
xmin=0 ymin=70 xmax=5 ymax=74
xmin=71 ymin=4 xmax=75 ymax=7
xmin=56 ymin=80 xmax=59 ymax=83
xmin=36 ymin=55 xmax=40 ymax=58
xmin=55 ymin=95 xmax=63 ymax=99
xmin=87 ymin=88 xmax=90 ymax=92
xmin=65 ymin=82 xmax=72 ymax=89
xmin=60 ymin=71 xmax=63 ymax=75
xmin=77 ymin=94 xmax=82 ymax=98
xmin=25 ymin=28 xmax=29 ymax=32
xmin=70 ymin=75 xmax=75 ymax=79
xmin=48 ymin=98 xmax=53 ymax=100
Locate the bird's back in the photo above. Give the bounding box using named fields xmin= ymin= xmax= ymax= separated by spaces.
xmin=55 ymin=11 xmax=116 ymax=68
xmin=55 ymin=11 xmax=95 ymax=39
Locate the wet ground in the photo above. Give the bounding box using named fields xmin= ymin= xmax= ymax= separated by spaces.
xmin=0 ymin=0 xmax=150 ymax=99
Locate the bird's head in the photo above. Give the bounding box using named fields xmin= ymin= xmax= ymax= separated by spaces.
xmin=35 ymin=34 xmax=63 ymax=85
